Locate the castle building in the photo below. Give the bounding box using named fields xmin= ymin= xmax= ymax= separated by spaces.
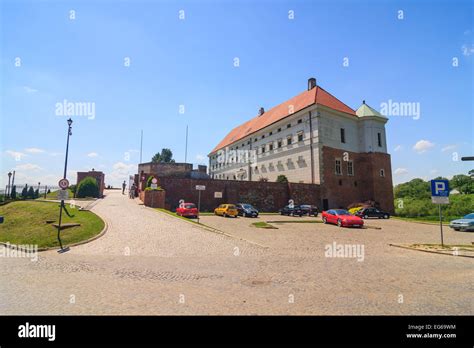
xmin=208 ymin=78 xmax=394 ymax=211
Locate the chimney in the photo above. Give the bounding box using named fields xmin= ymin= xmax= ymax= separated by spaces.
xmin=258 ymin=107 xmax=265 ymax=116
xmin=308 ymin=77 xmax=316 ymax=90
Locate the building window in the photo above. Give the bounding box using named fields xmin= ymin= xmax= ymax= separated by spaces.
xmin=380 ymin=169 xmax=385 ymax=177
xmin=287 ymin=135 xmax=292 ymax=145
xmin=297 ymin=131 xmax=304 ymax=142
xmin=261 ymin=135 xmax=265 ymax=139
xmin=339 ymin=179 xmax=342 ymax=186
xmin=377 ymin=133 xmax=382 ymax=147
xmin=298 ymin=119 xmax=302 ymax=124
xmin=269 ymin=131 xmax=273 ymax=136
xmin=340 ymin=128 xmax=346 ymax=143
xmin=269 ymin=142 xmax=274 ymax=151
xmin=354 ymin=181 xmax=358 ymax=187
xmin=277 ymin=139 xmax=282 ymax=148
xmin=335 ymin=159 xmax=342 ymax=175
xmin=347 ymin=161 xmax=354 ymax=176
xmin=287 ymin=123 xmax=291 ymax=128
xmin=278 ymin=128 xmax=281 ymax=132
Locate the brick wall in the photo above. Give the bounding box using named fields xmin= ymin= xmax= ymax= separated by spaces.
xmin=140 ymin=176 xmax=321 ymax=212
xmin=320 ymin=146 xmax=394 ymax=213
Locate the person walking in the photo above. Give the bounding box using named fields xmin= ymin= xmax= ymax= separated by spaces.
xmin=122 ymin=180 xmax=127 ymax=195
xmin=129 ymin=183 xmax=136 ymax=199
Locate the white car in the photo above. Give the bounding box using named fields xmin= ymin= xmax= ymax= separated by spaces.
xmin=449 ymin=213 xmax=474 ymax=232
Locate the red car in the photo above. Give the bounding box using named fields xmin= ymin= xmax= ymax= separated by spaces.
xmin=176 ymin=203 xmax=198 ymax=218
xmin=322 ymin=209 xmax=364 ymax=228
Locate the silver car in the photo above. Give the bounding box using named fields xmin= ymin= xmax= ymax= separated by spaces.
xmin=449 ymin=213 xmax=474 ymax=232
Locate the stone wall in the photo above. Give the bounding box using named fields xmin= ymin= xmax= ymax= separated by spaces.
xmin=140 ymin=176 xmax=321 ymax=212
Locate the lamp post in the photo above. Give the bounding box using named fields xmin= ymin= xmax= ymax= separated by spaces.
xmin=57 ymin=118 xmax=73 ymax=253
xmin=7 ymin=172 xmax=12 ymax=198
xmin=11 ymin=171 xmax=15 ymax=197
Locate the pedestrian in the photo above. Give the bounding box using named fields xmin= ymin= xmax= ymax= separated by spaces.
xmin=129 ymin=183 xmax=136 ymax=199
xmin=122 ymin=180 xmax=126 ymax=195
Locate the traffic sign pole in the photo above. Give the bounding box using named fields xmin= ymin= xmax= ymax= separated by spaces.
xmin=438 ymin=206 xmax=444 ymax=247
xmin=197 ymin=190 xmax=201 ymax=224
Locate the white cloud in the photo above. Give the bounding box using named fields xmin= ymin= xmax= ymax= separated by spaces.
xmin=441 ymin=144 xmax=457 ymax=152
xmin=394 ymin=168 xmax=409 ymax=175
xmin=393 ymin=145 xmax=403 ymax=152
xmin=14 ymin=163 xmax=42 ymax=171
xmin=5 ymin=150 xmax=27 ymax=160
xmin=413 ymin=140 xmax=435 ymax=153
xmin=87 ymin=152 xmax=99 ymax=158
xmin=430 ymin=169 xmax=439 ymax=175
xmin=462 ymin=44 xmax=474 ymax=56
xmin=196 ymin=154 xmax=206 ymax=161
xmin=25 ymin=147 xmax=45 ymax=154
xmin=23 ymin=86 xmax=38 ymax=93
xmin=106 ymin=162 xmax=137 ymax=187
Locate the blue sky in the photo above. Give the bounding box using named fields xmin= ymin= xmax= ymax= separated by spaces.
xmin=1 ymin=0 xmax=472 ymax=187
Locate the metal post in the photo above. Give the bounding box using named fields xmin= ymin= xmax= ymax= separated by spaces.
xmin=44 ymin=185 xmax=48 ymax=199
xmin=197 ymin=190 xmax=201 ymax=224
xmin=57 ymin=119 xmax=72 ymax=253
xmin=439 ymin=205 xmax=444 ymax=247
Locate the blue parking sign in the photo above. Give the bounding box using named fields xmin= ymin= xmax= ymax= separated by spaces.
xmin=431 ymin=180 xmax=449 ymax=197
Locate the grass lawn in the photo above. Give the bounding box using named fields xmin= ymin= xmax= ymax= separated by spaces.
xmin=266 ymin=220 xmax=323 ymax=224
xmin=251 ymin=221 xmax=278 ymax=229
xmin=0 ymin=200 xmax=105 ymax=248
xmin=392 ymin=216 xmax=453 ymax=225
xmin=42 ymin=189 xmax=95 ymax=201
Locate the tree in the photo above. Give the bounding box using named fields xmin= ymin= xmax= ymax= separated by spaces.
xmin=27 ymin=186 xmax=35 ymax=199
xmin=276 ymin=175 xmax=288 ymax=183
xmin=151 ymin=148 xmax=175 ymax=163
xmin=469 ymin=169 xmax=474 ymax=179
xmin=10 ymin=185 xmax=17 ymax=199
xmin=34 ymin=189 xmax=39 ymax=199
xmin=394 ymin=178 xmax=430 ymax=199
xmin=21 ymin=185 xmax=28 ymax=198
xmin=450 ymin=174 xmax=473 ymax=194
xmin=76 ymin=176 xmax=100 ymax=198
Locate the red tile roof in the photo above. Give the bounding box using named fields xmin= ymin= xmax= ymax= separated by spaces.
xmin=210 ymin=86 xmax=356 ymax=154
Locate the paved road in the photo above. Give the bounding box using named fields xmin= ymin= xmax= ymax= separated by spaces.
xmin=1 ymin=190 xmax=472 ymax=315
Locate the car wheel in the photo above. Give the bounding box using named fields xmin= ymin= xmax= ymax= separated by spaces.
xmin=364 ymin=215 xmax=368 ymax=219
xmin=337 ymin=219 xmax=343 ymax=227
xmin=243 ymin=212 xmax=247 ymax=217
xmin=322 ymin=217 xmax=327 ymax=224
xmin=383 ymin=214 xmax=389 ymax=219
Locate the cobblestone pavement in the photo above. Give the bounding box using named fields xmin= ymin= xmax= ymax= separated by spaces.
xmin=1 ymin=190 xmax=472 ymax=315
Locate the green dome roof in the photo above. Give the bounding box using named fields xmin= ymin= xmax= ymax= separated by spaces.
xmin=356 ymin=102 xmax=387 ymax=118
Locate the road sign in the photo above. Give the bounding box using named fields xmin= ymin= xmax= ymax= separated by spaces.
xmin=214 ymin=192 xmax=222 ymax=198
xmin=150 ymin=184 xmax=158 ymax=189
xmin=57 ymin=189 xmax=69 ymax=201
xmin=58 ymin=178 xmax=69 ymax=190
xmin=430 ymin=179 xmax=450 ymax=246
xmin=196 ymin=185 xmax=206 ymax=191
xmin=431 ymin=179 xmax=449 ymax=204
xmin=152 ymin=178 xmax=158 ymax=184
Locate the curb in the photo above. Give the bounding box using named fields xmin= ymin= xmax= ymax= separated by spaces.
xmin=389 ymin=243 xmax=474 ymax=258
xmin=0 ymin=215 xmax=108 ymax=253
xmin=391 ymin=217 xmax=450 ymax=227
xmin=150 ymin=207 xmax=269 ymax=249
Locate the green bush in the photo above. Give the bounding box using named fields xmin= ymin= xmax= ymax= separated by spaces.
xmin=276 ymin=175 xmax=288 ymax=183
xmin=76 ymin=177 xmax=100 ymax=198
xmin=395 ymin=195 xmax=474 ymax=218
xmin=27 ymin=186 xmax=35 ymax=199
xmin=10 ymin=186 xmax=17 ymax=199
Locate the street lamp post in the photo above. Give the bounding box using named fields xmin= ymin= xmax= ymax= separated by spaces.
xmin=57 ymin=118 xmax=73 ymax=253
xmin=7 ymin=172 xmax=12 ymax=198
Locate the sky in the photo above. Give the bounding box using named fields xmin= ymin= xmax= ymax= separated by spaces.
xmin=0 ymin=0 xmax=473 ymax=188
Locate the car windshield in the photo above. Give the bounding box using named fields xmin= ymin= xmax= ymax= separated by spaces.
xmin=463 ymin=213 xmax=474 ymax=219
xmin=184 ymin=204 xmax=195 ymax=209
xmin=300 ymin=205 xmax=310 ymax=208
xmin=242 ymin=204 xmax=254 ymax=209
xmin=334 ymin=209 xmax=350 ymax=215
xmin=227 ymin=205 xmax=236 ymax=209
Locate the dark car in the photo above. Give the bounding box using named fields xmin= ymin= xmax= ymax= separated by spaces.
xmin=236 ymin=203 xmax=259 ymax=217
xmin=279 ymin=205 xmax=304 ymax=217
xmin=355 ymin=207 xmax=390 ymax=219
xmin=299 ymin=205 xmax=319 ymax=217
